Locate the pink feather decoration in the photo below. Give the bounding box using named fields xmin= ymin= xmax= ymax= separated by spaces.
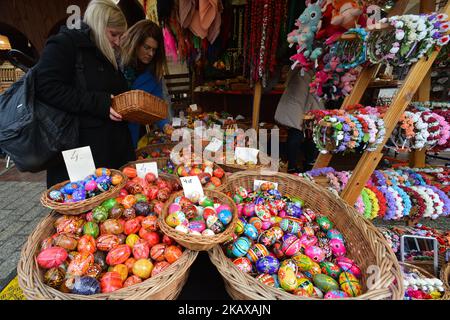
xmin=163 ymin=26 xmax=178 ymax=61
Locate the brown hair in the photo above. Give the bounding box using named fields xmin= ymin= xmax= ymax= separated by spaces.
xmin=120 ymin=20 xmax=166 ymax=81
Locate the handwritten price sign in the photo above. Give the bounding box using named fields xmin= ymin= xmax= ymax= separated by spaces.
xmin=62 ymin=146 xmax=96 ymax=182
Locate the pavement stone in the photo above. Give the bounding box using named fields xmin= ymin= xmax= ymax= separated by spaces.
xmin=0 ymin=222 xmax=25 ymax=243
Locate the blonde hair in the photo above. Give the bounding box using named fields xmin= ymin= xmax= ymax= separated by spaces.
xmin=120 ymin=20 xmax=166 ymax=81
xmin=83 ymin=0 xmax=127 ymax=70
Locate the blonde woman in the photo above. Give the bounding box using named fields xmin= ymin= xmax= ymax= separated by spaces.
xmin=120 ymin=20 xmax=172 ymax=148
xmin=34 ymin=0 xmax=135 ymax=187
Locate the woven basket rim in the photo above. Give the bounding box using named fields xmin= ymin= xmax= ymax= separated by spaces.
xmin=119 ymin=158 xmax=174 ymax=173
xmin=40 ymin=169 xmax=128 ymax=215
xmin=17 ymin=210 xmax=199 ymax=300
xmin=207 ymin=170 xmax=404 ymax=300
xmin=158 ymin=190 xmax=238 ymax=251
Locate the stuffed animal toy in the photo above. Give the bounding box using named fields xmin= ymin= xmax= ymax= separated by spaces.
xmin=288 ymin=0 xmax=324 ymax=69
xmin=331 ymin=0 xmax=363 ymax=29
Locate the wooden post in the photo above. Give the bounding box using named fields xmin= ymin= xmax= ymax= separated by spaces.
xmin=408 ymin=0 xmax=435 ymax=168
xmin=341 ymin=46 xmax=444 ymax=205
xmin=252 ymin=81 xmax=262 ymax=130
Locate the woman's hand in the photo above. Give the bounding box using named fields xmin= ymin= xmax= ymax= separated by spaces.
xmin=109 ymin=94 xmax=122 ymax=121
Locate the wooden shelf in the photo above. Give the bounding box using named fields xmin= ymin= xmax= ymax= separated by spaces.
xmin=368 ymin=79 xmax=403 ymax=88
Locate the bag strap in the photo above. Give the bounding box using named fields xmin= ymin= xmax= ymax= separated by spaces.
xmin=74 ymin=50 xmax=87 ymax=91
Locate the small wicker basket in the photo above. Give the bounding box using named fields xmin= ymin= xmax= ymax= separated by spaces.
xmin=159 ymin=190 xmax=238 ymax=251
xmin=208 ymin=170 xmax=404 ymax=300
xmin=175 ymin=163 xmax=227 ymax=187
xmin=17 ymin=211 xmax=198 ymax=300
xmin=440 ymin=263 xmax=450 ymax=299
xmin=112 ymin=90 xmax=168 ymax=125
xmin=119 ymin=158 xmax=177 ymax=175
xmin=135 ymin=143 xmax=177 ymax=160
xmin=219 ymin=152 xmax=273 ymax=173
xmin=40 ymin=169 xmax=127 ymax=216
xmin=400 ymin=262 xmax=449 ymax=300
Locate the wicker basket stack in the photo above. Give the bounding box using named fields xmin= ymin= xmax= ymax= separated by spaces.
xmin=208 ymin=170 xmax=404 ymax=300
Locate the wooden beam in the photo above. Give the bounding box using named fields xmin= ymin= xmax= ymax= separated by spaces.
xmin=341 ymin=47 xmax=443 ymax=205
xmin=252 ymin=81 xmax=262 ymax=130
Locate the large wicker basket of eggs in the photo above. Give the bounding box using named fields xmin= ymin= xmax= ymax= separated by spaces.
xmin=208 ymin=171 xmax=404 ymax=300
xmin=18 ymin=171 xmax=198 ymax=299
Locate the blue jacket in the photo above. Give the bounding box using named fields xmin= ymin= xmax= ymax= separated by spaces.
xmin=128 ymin=70 xmax=169 ymax=148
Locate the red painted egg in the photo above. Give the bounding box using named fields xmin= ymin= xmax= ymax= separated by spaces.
xmin=37 ymin=247 xmax=68 ymax=269
xmin=67 ymin=252 xmax=94 ymax=276
xmin=106 ymin=244 xmax=131 ymax=266
xmin=150 ymin=244 xmax=167 ymax=262
xmin=162 ymin=235 xmax=175 ymax=246
xmin=141 ymin=215 xmax=158 ymax=231
xmin=164 ymin=245 xmax=183 ymax=264
xmin=77 ymin=235 xmax=96 ymax=254
xmin=123 ymin=275 xmax=142 ymax=288
xmin=100 ymin=271 xmax=123 ymax=293
xmin=124 ymin=218 xmax=141 ymax=235
xmin=132 ymin=239 xmax=150 ymax=260
xmin=140 ymin=230 xmax=160 ymax=248
xmin=151 ymin=261 xmax=171 ymax=277
xmin=124 ymin=257 xmax=136 ymax=274
xmin=96 ymin=234 xmax=120 ymax=252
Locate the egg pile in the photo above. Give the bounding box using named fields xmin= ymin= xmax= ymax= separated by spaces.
xmin=37 ymin=194 xmax=185 ymax=295
xmin=222 ymin=184 xmax=364 ymax=298
xmin=48 ymin=168 xmax=123 ymax=203
xmin=166 ymin=194 xmax=234 ymax=236
xmin=139 ymin=145 xmax=173 ymax=159
xmin=402 ymin=267 xmax=445 ymax=299
xmin=176 ymin=162 xmax=225 ymax=189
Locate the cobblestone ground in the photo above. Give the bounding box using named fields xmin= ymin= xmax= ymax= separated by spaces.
xmin=0 ymin=181 xmax=48 ymax=291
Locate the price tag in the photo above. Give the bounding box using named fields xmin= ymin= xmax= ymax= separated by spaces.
xmin=180 ymin=176 xmax=204 ymax=198
xmin=213 ymin=124 xmax=221 ymax=131
xmin=235 ymin=147 xmax=259 ymax=163
xmin=172 ymin=117 xmax=181 ymax=127
xmin=62 ymin=146 xmax=96 ymax=182
xmin=253 ymin=180 xmax=278 ymax=191
xmin=205 ymin=137 xmax=223 ymax=152
xmin=189 ymin=104 xmax=198 ymax=111
xmin=136 ymin=162 xmax=158 ymax=179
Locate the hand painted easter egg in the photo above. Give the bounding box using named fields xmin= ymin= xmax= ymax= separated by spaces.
xmin=67 ymin=252 xmax=94 ymax=276
xmin=299 ymin=234 xmax=318 ymax=249
xmin=189 ymin=220 xmax=206 ymax=233
xmin=320 ymin=261 xmax=342 ymax=280
xmin=246 ymin=243 xmax=270 ymax=263
xmin=164 ymin=245 xmax=183 ymax=263
xmin=49 ymin=190 xmax=64 ymax=202
xmin=232 ymin=237 xmax=252 ymax=257
xmin=77 ymin=235 xmax=96 ymax=254
xmin=106 ymin=244 xmax=131 ymax=266
xmin=132 ymin=259 xmax=154 ymax=279
xmin=207 ymin=215 xmax=225 ymax=234
xmin=96 ymin=234 xmax=120 ymax=252
xmin=37 ymin=247 xmax=68 ymax=269
xmin=53 ymin=233 xmax=78 ymax=251
xmin=313 ymin=274 xmax=339 ymax=293
xmin=305 ymin=246 xmax=326 ymax=263
xmin=339 ymin=272 xmax=362 ymax=297
xmin=102 ymin=219 xmax=124 ymax=235
xmin=151 ymin=261 xmax=171 ymax=277
xmin=92 ymin=206 xmax=108 ymax=223
xmin=324 ymin=290 xmax=349 ymax=299
xmin=330 ymin=239 xmax=346 ymax=257
xmin=256 ymin=274 xmax=276 ymax=287
xmin=85 ymin=263 xmax=103 ymax=279
xmin=150 ymin=244 xmax=167 ymax=262
xmin=292 ymin=254 xmax=314 ymax=272
xmin=256 ymin=256 xmax=280 ymax=274
xmin=281 ymin=234 xmax=301 ymax=256
xmin=232 ymin=257 xmax=253 ymax=273
xmin=123 ymin=275 xmax=142 ymax=288
xmin=109 ymin=204 xmax=124 ymax=219
xmin=218 ymin=210 xmax=233 ymax=225
xmin=279 ymin=219 xmax=300 ymax=234
xmin=243 ymin=223 xmax=259 ymax=240
xmin=125 ymin=233 xmax=140 ymax=248
xmin=100 ymin=271 xmax=123 ymax=293
xmin=327 ymin=229 xmax=344 ymax=242
xmin=124 ymin=218 xmax=141 ymax=235
xmin=297 ymin=277 xmax=314 ymax=296
xmin=83 ymin=221 xmax=99 ymax=238
xmin=278 ymin=266 xmax=298 ymax=292
xmin=316 ymin=216 xmax=333 ymax=231
xmin=234 ymin=219 xmax=245 ymax=235
xmin=43 ymin=267 xmax=66 ymax=288
xmin=110 ymin=264 xmax=129 ymax=281
xmin=132 ymin=239 xmax=150 ymax=260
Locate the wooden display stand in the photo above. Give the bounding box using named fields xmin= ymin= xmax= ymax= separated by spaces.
xmin=313 ymin=0 xmax=450 ymax=206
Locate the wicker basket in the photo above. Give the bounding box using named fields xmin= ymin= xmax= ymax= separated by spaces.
xmin=159 ymin=190 xmax=238 ymax=251
xmin=112 ymin=90 xmax=168 ymax=125
xmin=17 ymin=211 xmax=198 ymax=300
xmin=400 ymin=262 xmax=449 ymax=300
xmin=40 ymin=170 xmax=128 ymax=216
xmin=175 ymin=163 xmax=227 ymax=187
xmin=135 ymin=143 xmax=177 ymax=159
xmin=208 ymin=170 xmax=404 ymax=300
xmin=119 ymin=158 xmax=176 ymax=175
xmin=219 ymin=152 xmax=272 ymax=173
xmin=440 ymin=263 xmax=450 ymax=299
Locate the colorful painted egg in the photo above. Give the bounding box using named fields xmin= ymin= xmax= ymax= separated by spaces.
xmin=164 ymin=245 xmax=183 ymax=263
xmin=256 ymin=274 xmax=276 ymax=287
xmin=83 ymin=221 xmax=99 ymax=238
xmin=313 ymin=274 xmax=339 ymax=293
xmin=242 ymin=203 xmax=255 ymax=217
xmin=189 ymin=220 xmax=206 ymax=233
xmin=102 ymin=219 xmax=124 ymax=235
xmin=256 ymin=256 xmax=280 ymax=274
xmin=125 ymin=234 xmax=140 ymax=248
xmin=106 ymin=244 xmax=131 ymax=266
xmin=202 ymin=229 xmax=215 ymax=236
xmin=77 ymin=235 xmax=96 ymax=254
xmin=272 ymin=241 xmax=285 ymax=260
xmin=330 ymin=239 xmax=346 ymax=257
xmin=312 ymin=286 xmax=324 ymax=298
xmin=132 ymin=259 xmax=154 ymax=279
xmin=72 ymin=276 xmax=101 ymax=295
xmin=133 ymin=201 xmax=150 ymax=216
xmin=132 ymin=239 xmax=150 ymax=260
xmin=232 ymin=257 xmax=253 ymax=273
xmin=258 ymin=229 xmax=277 ymax=247
xmin=297 ymin=277 xmax=314 ymax=295
xmin=199 ymin=196 xmax=214 ymax=207
xmin=141 ymin=215 xmax=158 ymax=231
xmin=96 ymin=234 xmax=120 ymax=251
xmin=101 ymin=198 xmax=117 ymax=213
xmin=92 ymin=206 xmax=108 ymax=223
xmin=96 ymin=168 xmax=111 ymax=177
xmin=292 ymin=254 xmax=313 ymax=272
xmin=202 ymin=207 xmax=216 ymax=220
xmin=243 ymin=223 xmax=258 ymax=240
xmin=324 ymin=290 xmax=349 ymax=299
xmin=293 ymin=288 xmax=311 ymax=297
xmin=150 ymin=244 xmax=167 ymax=262
xmin=232 ymin=237 xmax=252 ymax=257
xmin=72 ymin=188 xmax=86 ymax=202
xmin=281 ymin=234 xmax=301 ymax=256
xmin=339 ymin=272 xmax=362 ymax=297
xmin=299 ymin=234 xmax=318 ymax=249
xmin=280 ymin=219 xmax=300 ymax=234
xmin=166 ymin=212 xmax=184 ymax=228
xmin=280 ymin=259 xmax=298 ymax=273
xmin=85 ymin=263 xmax=103 ymax=279
xmin=109 ymin=264 xmax=129 ymax=281
xmin=122 ymin=195 xmax=137 ymax=209
xmin=93 ymin=251 xmax=108 ymax=271
xmin=49 ymin=190 xmax=64 ymax=202
xmin=168 ymin=203 xmax=181 ymax=214
xmin=316 ymin=216 xmax=333 ymax=231
xmin=234 ymin=218 xmax=246 ymax=235
xmin=151 ymin=261 xmax=171 ymax=277
xmin=67 ymin=252 xmax=94 ymax=276
xmin=111 ymin=174 xmax=123 ymax=185
xmin=327 ymin=229 xmax=344 ymax=242
xmin=320 ymin=261 xmax=342 ymax=280
xmin=255 ymin=205 xmax=271 ymax=222
xmin=122 ymin=207 xmax=136 ymax=220
xmin=123 ymin=275 xmax=143 ymax=288
xmin=43 ymin=267 xmax=65 ymax=288
xmin=305 ymin=246 xmax=326 ymax=263
xmin=206 ymin=215 xmax=225 ymax=234
xmin=286 ymin=203 xmax=302 ymax=218
xmin=278 ymin=266 xmax=298 ymax=292
xmin=37 ymin=247 xmax=68 ymax=269
xmin=246 ymin=244 xmax=270 ymax=263
xmin=53 ymin=233 xmax=78 ymax=251
xmin=96 ymin=176 xmax=112 ymax=192
xmin=182 ymin=205 xmax=198 ymax=220
xmin=247 ymin=217 xmax=262 ymax=231
xmin=124 ymin=218 xmax=141 ymax=235
xmin=218 ymin=210 xmax=233 ymax=225
xmin=100 ymin=271 xmax=123 ymax=293
xmin=85 ymin=180 xmax=97 ymax=192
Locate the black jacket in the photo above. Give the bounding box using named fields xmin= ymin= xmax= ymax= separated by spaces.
xmin=35 ymin=23 xmax=135 ymax=187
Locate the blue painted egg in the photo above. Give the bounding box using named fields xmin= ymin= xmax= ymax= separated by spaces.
xmin=218 ymin=209 xmax=233 ymax=225
xmin=279 ymin=219 xmax=300 ymax=233
xmin=243 ymin=223 xmax=259 ymax=240
xmin=72 ymin=188 xmax=86 ymax=202
xmin=49 ymin=190 xmax=64 ymax=202
xmin=232 ymin=237 xmax=252 ymax=257
xmin=286 ymin=203 xmax=302 ymax=218
xmin=63 ymin=182 xmax=80 ymax=195
xmin=72 ymin=276 xmax=100 ymax=295
xmin=95 ymin=175 xmax=111 ymax=192
xmin=255 ymin=256 xmax=280 ymax=274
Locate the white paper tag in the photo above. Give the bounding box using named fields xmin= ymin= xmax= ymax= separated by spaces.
xmin=205 ymin=137 xmax=223 ymax=152
xmin=213 ymin=124 xmax=221 ymax=131
xmin=180 ymin=176 xmax=204 ymax=198
xmin=172 ymin=117 xmax=181 ymax=127
xmin=136 ymin=162 xmax=159 ymax=179
xmin=194 ymin=126 xmax=204 ymax=138
xmin=235 ymin=147 xmax=259 ymax=163
xmin=253 ymin=179 xmax=278 ymax=191
xmin=236 ymin=115 xmax=245 ymax=120
xmin=62 ymin=146 xmax=96 ymax=182
xmin=190 ymin=104 xmax=198 ymax=111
